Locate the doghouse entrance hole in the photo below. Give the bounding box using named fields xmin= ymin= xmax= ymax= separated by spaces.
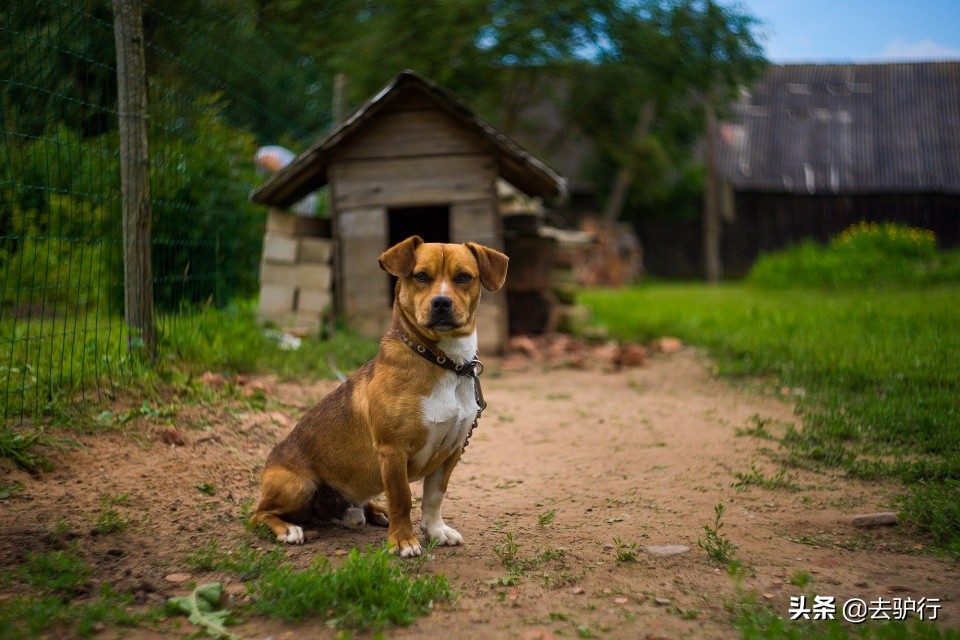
xmin=387 ymin=206 xmax=450 ymax=305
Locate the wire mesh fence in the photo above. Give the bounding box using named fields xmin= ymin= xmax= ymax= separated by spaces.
xmin=0 ymin=0 xmax=329 ymax=421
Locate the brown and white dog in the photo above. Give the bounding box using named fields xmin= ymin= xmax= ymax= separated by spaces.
xmin=252 ymin=235 xmax=508 ymax=557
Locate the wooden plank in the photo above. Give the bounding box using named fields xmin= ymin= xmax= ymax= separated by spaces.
xmin=332 ymin=110 xmax=488 ymax=161
xmin=450 ymin=199 xmax=499 ymax=241
xmin=332 ymin=173 xmax=494 ymax=210
xmin=331 ymin=155 xmax=495 ymax=182
xmin=338 ymin=207 xmax=387 ymax=238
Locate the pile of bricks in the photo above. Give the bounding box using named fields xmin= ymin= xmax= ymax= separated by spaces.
xmin=257 ymin=208 xmax=333 ymax=334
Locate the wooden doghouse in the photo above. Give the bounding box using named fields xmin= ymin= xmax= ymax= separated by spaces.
xmin=251 ymin=71 xmax=565 ymax=353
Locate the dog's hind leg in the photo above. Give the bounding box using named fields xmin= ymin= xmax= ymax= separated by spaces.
xmin=252 ymin=466 xmax=315 ymax=544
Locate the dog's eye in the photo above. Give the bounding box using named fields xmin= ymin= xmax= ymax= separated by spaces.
xmin=454 ymin=273 xmax=473 ymax=284
xmin=413 ymin=272 xmax=430 ymax=283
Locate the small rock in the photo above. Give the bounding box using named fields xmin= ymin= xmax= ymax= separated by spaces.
xmin=888 ymin=585 xmax=915 ymax=594
xmin=158 ymin=425 xmax=185 ymax=446
xmin=334 ymin=548 xmax=349 ymax=556
xmin=855 ymin=581 xmax=869 ymax=588
xmin=642 ymin=545 xmax=690 ymax=557
xmin=522 ymin=630 xmax=555 ymax=640
xmin=614 ymin=596 xmax=629 ymax=605
xmin=164 ymin=573 xmax=192 ymax=584
xmin=762 ymin=593 xmax=775 ymax=600
xmin=571 ymin=586 xmax=586 ymax=595
xmin=617 ymin=343 xmax=649 ymax=367
xmin=851 ymin=512 xmax=899 ymax=528
xmin=91 ymin=622 xmax=106 ymax=633
xmin=656 ymin=337 xmax=683 ymax=354
xmin=655 ymin=597 xmax=671 ymax=606
xmin=508 ymin=335 xmax=539 ymax=358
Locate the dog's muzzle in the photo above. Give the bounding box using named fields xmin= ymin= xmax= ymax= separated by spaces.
xmin=427 ymin=295 xmax=458 ymax=329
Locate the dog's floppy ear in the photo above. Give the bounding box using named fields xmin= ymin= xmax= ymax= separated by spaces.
xmin=379 ymin=235 xmax=423 ymax=277
xmin=466 ymin=242 xmax=509 ymax=291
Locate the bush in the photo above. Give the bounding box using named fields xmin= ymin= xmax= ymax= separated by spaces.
xmin=749 ymin=222 xmax=959 ymax=289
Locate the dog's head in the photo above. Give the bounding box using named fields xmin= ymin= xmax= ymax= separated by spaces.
xmin=379 ymin=236 xmax=508 ymax=338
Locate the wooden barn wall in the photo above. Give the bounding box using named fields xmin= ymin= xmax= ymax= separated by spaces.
xmin=637 ymin=192 xmax=960 ymax=279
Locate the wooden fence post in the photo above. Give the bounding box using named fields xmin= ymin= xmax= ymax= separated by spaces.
xmin=112 ymin=0 xmax=156 ymax=359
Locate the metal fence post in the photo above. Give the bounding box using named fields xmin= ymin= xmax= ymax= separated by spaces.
xmin=112 ymin=0 xmax=156 ymax=359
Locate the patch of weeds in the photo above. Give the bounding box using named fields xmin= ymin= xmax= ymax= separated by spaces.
xmin=0 ymin=425 xmax=82 ymax=473
xmin=735 ymin=414 xmax=778 ymax=440
xmin=789 ymin=569 xmax=812 ymax=588
xmin=16 ymin=548 xmax=91 ymax=595
xmin=0 ymin=585 xmax=141 ymax=639
xmin=613 ymin=537 xmax=639 ymax=563
xmin=698 ymin=503 xmax=738 ymax=565
xmin=493 ymin=534 xmax=573 ymax=586
xmin=575 ymin=623 xmax=595 ymax=638
xmin=732 ymin=464 xmax=800 ymax=492
xmin=897 ymin=479 xmax=960 ymax=558
xmin=185 ymin=541 xmax=283 ymax=581
xmin=538 ymin=510 xmax=556 ymax=527
xmin=94 ymin=495 xmax=131 ymax=535
xmin=195 ymin=482 xmax=216 ymax=496
xmin=549 ymin=612 xmax=570 ymax=622
xmin=250 ymin=546 xmax=453 ymax=629
xmin=0 ymin=481 xmax=25 ymax=500
xmin=493 ymin=532 xmax=521 ymax=573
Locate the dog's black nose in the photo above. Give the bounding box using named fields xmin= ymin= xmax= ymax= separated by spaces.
xmin=431 ymin=296 xmax=453 ymax=312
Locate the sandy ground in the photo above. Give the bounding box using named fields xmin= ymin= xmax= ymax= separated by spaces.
xmin=1 ymin=348 xmax=958 ymax=638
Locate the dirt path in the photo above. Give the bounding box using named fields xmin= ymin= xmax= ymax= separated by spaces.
xmin=1 ymin=349 xmax=958 ymax=638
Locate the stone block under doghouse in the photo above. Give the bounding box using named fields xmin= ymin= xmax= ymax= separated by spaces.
xmin=260 ymin=262 xmax=332 ymax=290
xmin=262 ymin=233 xmax=299 ymax=264
xmin=298 ymin=237 xmax=333 ymax=264
xmin=265 ymin=208 xmax=332 ymax=238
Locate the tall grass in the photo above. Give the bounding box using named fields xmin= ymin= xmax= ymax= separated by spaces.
xmin=582 ymin=283 xmax=960 ymax=552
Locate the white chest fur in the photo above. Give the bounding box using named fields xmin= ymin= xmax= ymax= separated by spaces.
xmin=412 ymin=333 xmax=479 ymax=472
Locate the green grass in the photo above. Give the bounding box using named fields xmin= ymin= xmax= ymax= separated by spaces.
xmin=1 ymin=549 xmax=143 ymax=638
xmin=250 ymin=546 xmax=453 ymax=629
xmin=582 ymin=282 xmax=960 ymax=552
xmin=0 ymin=298 xmax=377 ymax=472
xmin=185 ymin=540 xmax=285 ymax=581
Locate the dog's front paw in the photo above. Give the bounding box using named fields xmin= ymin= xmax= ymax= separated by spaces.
xmin=422 ymin=522 xmax=464 ymax=546
xmin=278 ymin=525 xmax=304 ymax=545
xmin=389 ymin=535 xmax=423 ymax=558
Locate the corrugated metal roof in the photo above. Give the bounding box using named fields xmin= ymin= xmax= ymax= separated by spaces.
xmin=717 ymin=62 xmax=960 ymax=195
xmin=250 ymin=70 xmax=567 ymax=208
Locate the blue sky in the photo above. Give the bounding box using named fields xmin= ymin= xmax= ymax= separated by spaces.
xmin=739 ymin=0 xmax=960 ymax=63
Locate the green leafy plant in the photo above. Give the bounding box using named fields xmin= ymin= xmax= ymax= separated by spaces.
xmin=613 ymin=537 xmax=639 ymax=563
xmin=167 ymin=582 xmax=239 ymax=640
xmin=698 ymin=503 xmax=738 ymax=565
xmin=537 ymin=510 xmax=556 ymax=527
xmin=732 ymin=464 xmax=800 ymax=491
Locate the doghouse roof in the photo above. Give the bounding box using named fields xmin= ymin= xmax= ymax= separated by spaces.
xmin=251 ymin=71 xmax=567 ymax=208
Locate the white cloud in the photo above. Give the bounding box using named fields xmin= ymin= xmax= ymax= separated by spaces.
xmin=881 ymin=37 xmax=960 ymax=60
